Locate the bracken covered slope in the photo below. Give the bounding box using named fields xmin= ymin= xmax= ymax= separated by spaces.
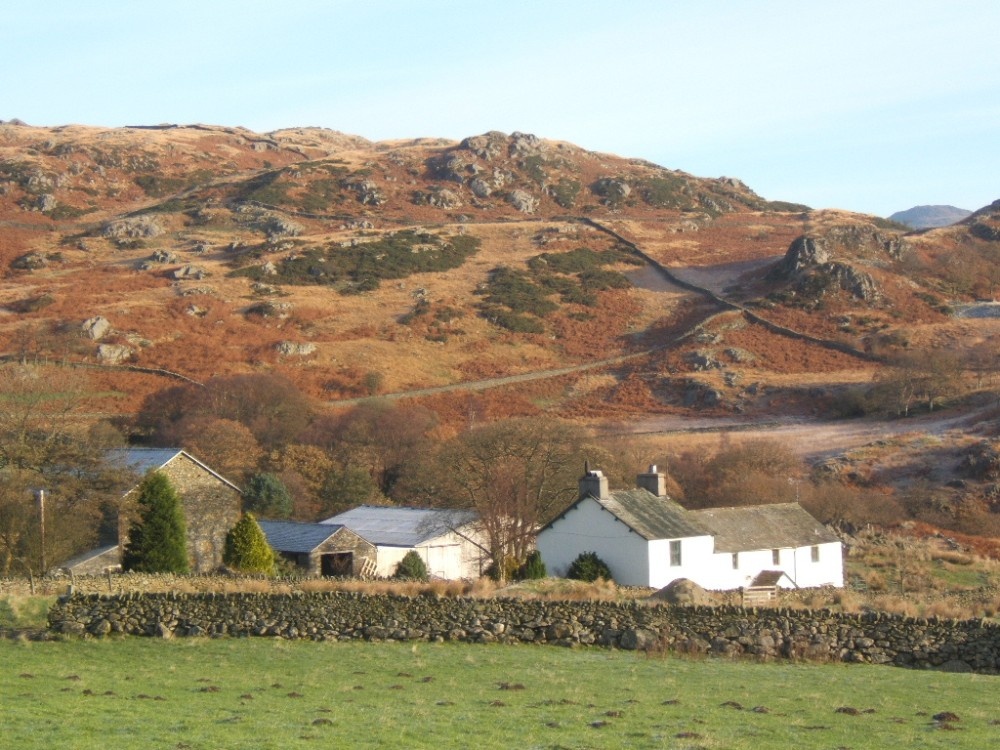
xmin=0 ymin=122 xmax=997 ymax=425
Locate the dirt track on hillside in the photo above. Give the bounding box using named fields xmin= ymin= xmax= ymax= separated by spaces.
xmin=601 ymin=406 xmax=995 ymax=462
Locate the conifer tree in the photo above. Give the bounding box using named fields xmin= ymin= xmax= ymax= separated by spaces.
xmin=222 ymin=513 xmax=276 ymax=574
xmin=243 ymin=473 xmax=293 ymax=519
xmin=393 ymin=550 xmax=429 ymax=581
xmin=122 ymin=473 xmax=189 ymax=573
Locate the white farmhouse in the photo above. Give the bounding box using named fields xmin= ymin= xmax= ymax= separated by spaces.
xmin=536 ymin=467 xmax=843 ymax=591
xmin=320 ymin=506 xmax=488 ymax=579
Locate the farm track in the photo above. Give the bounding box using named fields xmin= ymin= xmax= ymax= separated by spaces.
xmin=327 ymin=217 xmax=877 ymax=408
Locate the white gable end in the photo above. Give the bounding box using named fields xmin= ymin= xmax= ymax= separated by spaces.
xmin=536 ymin=497 xmax=651 ymax=586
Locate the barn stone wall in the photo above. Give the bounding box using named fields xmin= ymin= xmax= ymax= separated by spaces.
xmin=159 ymin=456 xmax=242 ymax=573
xmin=48 ymin=593 xmax=1000 ymax=674
xmin=299 ymin=530 xmax=376 ymax=576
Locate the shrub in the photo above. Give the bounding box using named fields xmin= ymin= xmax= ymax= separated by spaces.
xmin=549 ymin=178 xmax=581 ymax=209
xmin=243 ymin=473 xmax=293 ymax=519
xmin=483 ymin=308 xmax=545 ymax=334
xmin=480 ymin=266 xmax=558 ymax=317
xmin=516 ymin=550 xmax=547 ymax=580
xmin=640 ymin=175 xmax=687 ymax=208
xmin=566 ymin=551 xmax=613 ymax=582
xmin=122 ymin=473 xmax=189 ymax=574
xmin=223 ymin=513 xmax=276 ymax=575
xmin=232 ymin=231 xmax=480 ymax=294
xmin=486 ymin=556 xmax=520 ymax=582
xmin=393 ymin=550 xmax=429 ymax=581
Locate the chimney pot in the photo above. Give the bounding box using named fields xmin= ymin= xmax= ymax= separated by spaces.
xmin=579 ymin=468 xmax=609 ymax=500
xmin=637 ymin=465 xmax=667 ymax=498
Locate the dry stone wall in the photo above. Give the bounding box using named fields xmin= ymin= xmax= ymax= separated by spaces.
xmin=48 ymin=593 xmax=1000 ymax=674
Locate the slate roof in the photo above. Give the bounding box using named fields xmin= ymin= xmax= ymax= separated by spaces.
xmin=258 ymin=520 xmax=347 ymax=554
xmin=690 ymin=503 xmax=840 ymax=553
xmin=749 ymin=570 xmax=791 ymax=587
xmin=107 ymin=447 xmax=242 ymax=492
xmin=112 ymin=447 xmax=185 ymax=474
xmin=56 ymin=544 xmax=120 ymax=571
xmin=545 ymin=489 xmax=710 ymax=541
xmin=320 ymin=506 xmax=479 ymax=547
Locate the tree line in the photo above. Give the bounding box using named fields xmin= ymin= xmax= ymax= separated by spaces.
xmin=1 ymin=356 xmax=997 ymax=577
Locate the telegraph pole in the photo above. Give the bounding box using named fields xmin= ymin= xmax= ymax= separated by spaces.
xmin=35 ymin=489 xmax=46 ymax=574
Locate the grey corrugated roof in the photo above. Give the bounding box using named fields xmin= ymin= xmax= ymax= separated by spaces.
xmin=594 ymin=489 xmax=710 ymax=541
xmin=320 ymin=506 xmax=479 ymax=547
xmin=690 ymin=503 xmax=839 ymax=553
xmin=258 ymin=520 xmax=346 ymax=554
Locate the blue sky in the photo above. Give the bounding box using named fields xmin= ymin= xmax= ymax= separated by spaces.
xmin=3 ymin=0 xmax=998 ymax=216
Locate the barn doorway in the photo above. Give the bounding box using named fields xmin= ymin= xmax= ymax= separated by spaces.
xmin=321 ymin=552 xmax=353 ymax=577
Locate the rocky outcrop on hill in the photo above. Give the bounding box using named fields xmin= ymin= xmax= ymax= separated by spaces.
xmin=276 ymin=341 xmax=316 ymax=357
xmin=81 ymin=316 xmax=111 ymax=340
xmin=344 ymin=177 xmax=385 ymax=206
xmin=959 ymin=199 xmax=1000 ymax=240
xmin=102 ymin=215 xmax=163 ymax=239
xmin=507 ymin=189 xmax=538 ymax=213
xmin=96 ymin=343 xmax=133 ymax=364
xmin=771 ymin=224 xmax=910 ymax=304
xmin=592 ymin=177 xmax=632 ymax=206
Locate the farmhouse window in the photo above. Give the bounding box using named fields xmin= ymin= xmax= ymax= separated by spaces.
xmin=811 ymin=545 xmax=820 ymax=563
xmin=771 ymin=548 xmax=780 ymax=565
xmin=731 ymin=552 xmax=739 ymax=569
xmin=669 ymin=540 xmax=682 ymax=566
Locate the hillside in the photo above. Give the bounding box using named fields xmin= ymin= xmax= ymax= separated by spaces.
xmin=889 ymin=204 xmax=972 ymax=229
xmin=1 ymin=122 xmax=998 ymax=529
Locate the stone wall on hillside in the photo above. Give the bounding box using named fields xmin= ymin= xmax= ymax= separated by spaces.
xmin=48 ymin=592 xmax=1000 ymax=674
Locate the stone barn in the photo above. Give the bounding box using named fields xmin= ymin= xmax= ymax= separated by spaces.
xmin=115 ymin=448 xmax=243 ymax=573
xmin=258 ymin=520 xmax=376 ymax=577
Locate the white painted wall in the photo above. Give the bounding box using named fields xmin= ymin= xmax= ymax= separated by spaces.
xmin=789 ymin=541 xmax=844 ymax=588
xmin=539 ymin=499 xmax=844 ymax=590
xmin=648 ymin=536 xmax=716 ymax=589
xmin=373 ymin=527 xmax=488 ymax=579
xmin=536 ymin=498 xmax=649 ymax=586
xmin=537 ymin=498 xmax=844 ymax=590
xmin=698 ymin=541 xmax=844 ymax=590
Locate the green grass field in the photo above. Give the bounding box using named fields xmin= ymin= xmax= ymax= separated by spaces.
xmin=2 ymin=638 xmax=997 ymax=749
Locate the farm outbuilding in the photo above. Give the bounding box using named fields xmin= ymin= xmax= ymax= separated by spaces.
xmin=56 ymin=544 xmax=122 ymax=576
xmin=258 ymin=520 xmax=376 ymax=577
xmin=54 ymin=448 xmax=244 ymax=575
xmin=320 ymin=506 xmax=488 ymax=579
xmin=536 ymin=466 xmax=843 ymax=591
xmin=114 ymin=448 xmax=243 ymax=573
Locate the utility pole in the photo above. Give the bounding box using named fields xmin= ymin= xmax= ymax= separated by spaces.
xmin=35 ymin=488 xmax=46 ymax=574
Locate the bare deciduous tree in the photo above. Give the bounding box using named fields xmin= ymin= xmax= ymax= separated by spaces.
xmin=0 ymin=365 xmax=133 ymax=574
xmin=433 ymin=418 xmax=590 ymax=578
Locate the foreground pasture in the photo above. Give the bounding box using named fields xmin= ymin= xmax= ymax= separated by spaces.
xmin=2 ymin=639 xmax=997 ymax=749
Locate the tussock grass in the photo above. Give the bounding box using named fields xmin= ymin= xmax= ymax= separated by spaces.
xmin=0 ymin=595 xmax=56 ymax=629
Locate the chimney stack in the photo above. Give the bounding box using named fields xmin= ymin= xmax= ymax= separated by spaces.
xmin=637 ymin=464 xmax=667 ymax=498
xmin=579 ymin=468 xmax=609 ymax=500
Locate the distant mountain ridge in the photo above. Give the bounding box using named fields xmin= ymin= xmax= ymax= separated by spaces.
xmin=889 ymin=204 xmax=971 ymax=229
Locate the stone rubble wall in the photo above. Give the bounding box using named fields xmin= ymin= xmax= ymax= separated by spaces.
xmin=48 ymin=592 xmax=1000 ymax=674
